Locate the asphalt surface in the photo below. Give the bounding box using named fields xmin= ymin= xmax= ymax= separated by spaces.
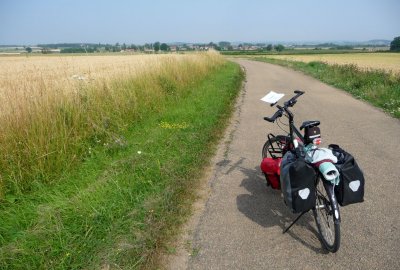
xmin=169 ymin=59 xmax=400 ymax=270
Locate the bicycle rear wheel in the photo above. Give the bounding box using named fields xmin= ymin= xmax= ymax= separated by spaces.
xmin=313 ymin=177 xmax=341 ymax=253
xmin=262 ymin=135 xmax=290 ymax=159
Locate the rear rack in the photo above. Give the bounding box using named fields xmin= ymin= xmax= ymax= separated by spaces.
xmin=267 ymin=134 xmax=289 ymax=159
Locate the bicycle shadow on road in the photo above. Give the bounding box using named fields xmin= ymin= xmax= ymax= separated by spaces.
xmin=236 ymin=165 xmax=328 ymax=254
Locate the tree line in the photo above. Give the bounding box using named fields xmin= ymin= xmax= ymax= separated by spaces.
xmin=23 ymin=36 xmax=400 ymax=54
xmin=31 ymin=42 xmax=174 ymax=53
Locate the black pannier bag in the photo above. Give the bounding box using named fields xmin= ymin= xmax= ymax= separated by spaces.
xmin=329 ymin=144 xmax=365 ymax=206
xmin=280 ymin=152 xmax=317 ymax=213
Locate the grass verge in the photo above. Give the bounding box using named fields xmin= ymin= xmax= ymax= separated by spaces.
xmin=0 ymin=53 xmax=224 ymax=197
xmin=253 ymin=57 xmax=400 ymax=118
xmin=0 ymin=61 xmax=244 ymax=269
xmin=221 ymin=49 xmax=363 ymax=56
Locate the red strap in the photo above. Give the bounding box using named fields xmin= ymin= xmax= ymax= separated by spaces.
xmin=313 ymin=159 xmax=335 ymax=168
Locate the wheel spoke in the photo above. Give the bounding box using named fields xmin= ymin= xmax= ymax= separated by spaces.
xmin=313 ymin=177 xmax=340 ymax=252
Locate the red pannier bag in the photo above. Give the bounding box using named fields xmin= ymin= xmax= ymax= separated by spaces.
xmin=260 ymin=157 xmax=281 ymax=189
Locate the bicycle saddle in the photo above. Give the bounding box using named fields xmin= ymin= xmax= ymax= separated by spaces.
xmin=300 ymin=120 xmax=320 ymax=130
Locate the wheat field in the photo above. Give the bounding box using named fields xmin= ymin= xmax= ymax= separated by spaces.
xmin=261 ymin=53 xmax=400 ymax=74
xmin=0 ymin=53 xmax=223 ymax=114
xmin=0 ymin=52 xmax=224 ymax=196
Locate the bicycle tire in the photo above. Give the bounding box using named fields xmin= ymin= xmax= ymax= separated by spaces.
xmin=313 ymin=177 xmax=341 ymax=252
xmin=262 ymin=135 xmax=290 ymax=159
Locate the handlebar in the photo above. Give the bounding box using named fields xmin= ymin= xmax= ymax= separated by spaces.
xmin=263 ymin=109 xmax=283 ymax=122
xmin=284 ymin=90 xmax=304 ymax=107
xmin=264 ymin=90 xmax=305 ymax=123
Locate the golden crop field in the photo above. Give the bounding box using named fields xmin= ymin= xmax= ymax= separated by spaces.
xmin=262 ymin=53 xmax=400 ymax=74
xmin=0 ymin=53 xmax=222 ymax=115
xmin=0 ymin=52 xmax=224 ymax=195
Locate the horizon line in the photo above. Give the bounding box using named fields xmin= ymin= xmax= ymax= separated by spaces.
xmin=0 ymin=38 xmax=393 ymax=47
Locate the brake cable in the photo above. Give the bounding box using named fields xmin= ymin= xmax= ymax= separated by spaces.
xmin=276 ymin=115 xmax=289 ymax=134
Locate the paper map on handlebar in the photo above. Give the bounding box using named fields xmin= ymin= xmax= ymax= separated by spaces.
xmin=260 ymin=91 xmax=285 ymax=104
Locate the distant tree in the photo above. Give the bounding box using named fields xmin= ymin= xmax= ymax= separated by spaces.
xmin=218 ymin=41 xmax=230 ymax=47
xmin=112 ymin=46 xmax=121 ymax=52
xmin=122 ymin=43 xmax=127 ymax=50
xmin=208 ymin=42 xmax=217 ymax=49
xmin=25 ymin=47 xmax=32 ymax=53
xmin=334 ymin=45 xmax=353 ymax=50
xmin=153 ymin=42 xmax=160 ymax=52
xmin=60 ymin=47 xmax=95 ymax=53
xmin=275 ymin=44 xmax=284 ymax=52
xmin=218 ymin=41 xmax=231 ymax=50
xmin=266 ymin=44 xmax=273 ymax=51
xmin=390 ymin=36 xmax=400 ymax=51
xmin=160 ymin=43 xmax=169 ymax=51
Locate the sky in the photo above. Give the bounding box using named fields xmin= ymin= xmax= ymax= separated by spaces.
xmin=0 ymin=0 xmax=399 ymax=45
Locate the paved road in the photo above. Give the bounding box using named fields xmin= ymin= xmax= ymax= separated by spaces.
xmin=169 ymin=59 xmax=400 ymax=269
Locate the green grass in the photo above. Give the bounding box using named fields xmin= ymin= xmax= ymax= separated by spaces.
xmin=221 ymin=49 xmax=365 ymax=56
xmin=253 ymin=57 xmax=400 ymax=118
xmin=0 ymin=54 xmax=223 ymax=197
xmin=0 ymin=62 xmax=244 ymax=269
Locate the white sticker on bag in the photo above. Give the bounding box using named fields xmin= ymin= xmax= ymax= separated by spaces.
xmin=349 ymin=180 xmax=360 ymax=192
xmin=298 ymin=188 xmax=310 ymax=199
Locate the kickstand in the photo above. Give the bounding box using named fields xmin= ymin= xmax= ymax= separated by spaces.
xmin=283 ymin=211 xmax=308 ymax=234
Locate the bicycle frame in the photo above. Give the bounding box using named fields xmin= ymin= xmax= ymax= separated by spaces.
xmin=289 ymin=108 xmax=341 ymax=225
xmin=286 ymin=107 xmax=304 ymax=143
xmin=263 ymin=90 xmax=341 ymax=252
xmin=264 ymin=108 xmax=303 ymax=158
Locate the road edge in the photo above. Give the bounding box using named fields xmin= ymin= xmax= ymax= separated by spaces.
xmin=161 ymin=63 xmax=248 ymax=269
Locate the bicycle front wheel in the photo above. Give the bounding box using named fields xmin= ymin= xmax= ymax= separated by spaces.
xmin=313 ymin=177 xmax=340 ymax=253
